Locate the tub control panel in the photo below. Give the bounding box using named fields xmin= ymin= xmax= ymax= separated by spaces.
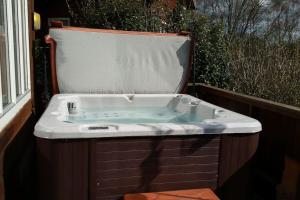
xmin=88 ymin=126 xmax=109 ymax=130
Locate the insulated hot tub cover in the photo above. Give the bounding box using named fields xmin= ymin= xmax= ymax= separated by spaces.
xmin=46 ymin=27 xmax=192 ymax=94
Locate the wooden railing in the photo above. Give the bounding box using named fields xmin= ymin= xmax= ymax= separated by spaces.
xmin=188 ymin=83 xmax=300 ymax=200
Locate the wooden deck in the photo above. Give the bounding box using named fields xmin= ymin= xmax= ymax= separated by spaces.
xmin=124 ymin=188 xmax=220 ymax=200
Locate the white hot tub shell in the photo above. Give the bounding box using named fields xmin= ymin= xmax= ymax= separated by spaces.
xmin=34 ymin=94 xmax=261 ymax=139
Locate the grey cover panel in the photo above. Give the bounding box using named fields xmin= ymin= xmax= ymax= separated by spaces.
xmin=50 ymin=29 xmax=191 ymax=94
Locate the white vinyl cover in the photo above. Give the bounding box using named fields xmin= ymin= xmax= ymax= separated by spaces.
xmin=49 ymin=28 xmax=191 ymax=94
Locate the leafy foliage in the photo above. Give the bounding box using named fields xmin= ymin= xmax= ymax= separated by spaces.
xmin=228 ymin=37 xmax=300 ymax=107
xmin=195 ymin=0 xmax=300 ymax=107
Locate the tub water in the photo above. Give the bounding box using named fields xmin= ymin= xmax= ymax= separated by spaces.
xmin=65 ymin=107 xmax=196 ymax=124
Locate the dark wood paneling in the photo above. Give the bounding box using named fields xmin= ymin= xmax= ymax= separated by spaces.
xmin=95 ymin=138 xmax=219 ymax=152
xmin=96 ymin=155 xmax=218 ymax=170
xmin=192 ymin=83 xmax=300 ymax=119
xmin=97 ymin=164 xmax=218 ymax=179
xmin=96 ymin=148 xmax=219 ymax=161
xmin=4 ymin=116 xmax=36 ymax=200
xmin=189 ymin=83 xmax=300 ymax=200
xmin=37 ymin=132 xmax=258 ymax=200
xmin=91 ymin=135 xmax=220 ymax=200
xmin=44 ymin=35 xmax=59 ymax=94
xmin=217 ymin=133 xmax=259 ymax=200
xmin=218 ymin=133 xmax=259 ymax=186
xmin=37 ymin=139 xmax=89 ymax=200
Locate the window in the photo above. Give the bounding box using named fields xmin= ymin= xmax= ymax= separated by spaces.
xmin=0 ymin=0 xmax=31 ymax=130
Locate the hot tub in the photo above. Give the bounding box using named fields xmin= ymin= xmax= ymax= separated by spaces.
xmin=35 ymin=94 xmax=261 ymax=200
xmin=35 ymin=94 xmax=260 ymax=139
xmin=35 ymin=26 xmax=261 ymax=200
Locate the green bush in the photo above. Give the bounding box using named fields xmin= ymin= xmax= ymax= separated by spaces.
xmin=66 ymin=0 xmax=230 ymax=88
xmin=190 ymin=19 xmax=230 ymax=88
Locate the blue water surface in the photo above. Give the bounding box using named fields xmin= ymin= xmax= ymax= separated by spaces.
xmin=65 ymin=107 xmax=196 ymax=124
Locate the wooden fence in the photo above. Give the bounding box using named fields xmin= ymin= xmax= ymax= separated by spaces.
xmin=188 ymin=83 xmax=300 ymax=200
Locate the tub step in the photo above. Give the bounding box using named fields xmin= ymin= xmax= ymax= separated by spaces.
xmin=124 ymin=188 xmax=220 ymax=200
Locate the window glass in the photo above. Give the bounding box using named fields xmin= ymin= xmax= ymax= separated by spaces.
xmin=0 ymin=0 xmax=11 ymax=107
xmin=11 ymin=0 xmax=22 ymax=96
xmin=0 ymin=0 xmax=31 ymax=129
xmin=21 ymin=0 xmax=29 ymax=91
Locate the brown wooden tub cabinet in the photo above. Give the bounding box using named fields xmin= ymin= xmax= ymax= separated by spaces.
xmin=36 ymin=132 xmax=259 ymax=200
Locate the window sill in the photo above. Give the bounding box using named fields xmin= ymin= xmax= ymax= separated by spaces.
xmin=0 ymin=96 xmax=32 ymax=151
xmin=0 ymin=92 xmax=31 ymax=131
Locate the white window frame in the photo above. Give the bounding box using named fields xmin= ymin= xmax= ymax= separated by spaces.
xmin=0 ymin=0 xmax=31 ymax=131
